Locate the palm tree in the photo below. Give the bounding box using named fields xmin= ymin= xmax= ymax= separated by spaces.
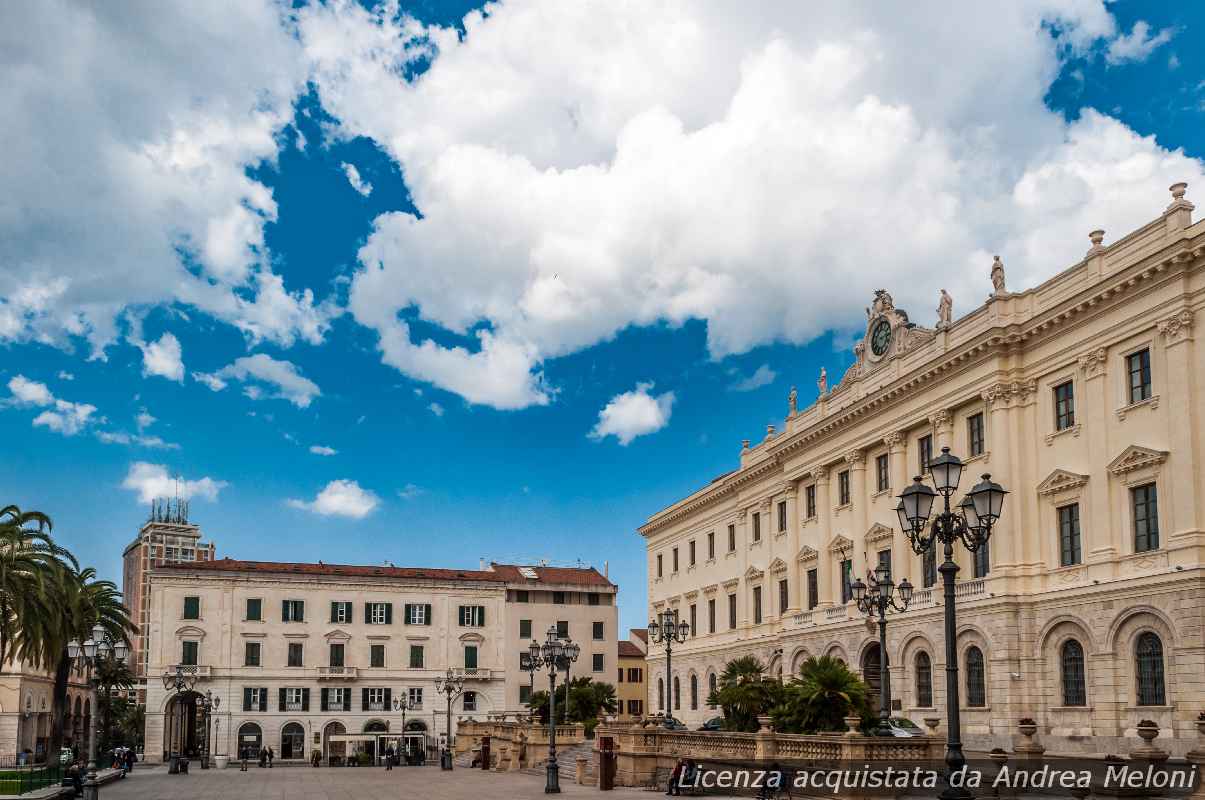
xmin=771 ymin=656 xmax=873 ymax=734
xmin=0 ymin=505 xmax=70 ymax=673
xmin=707 ymin=656 xmax=783 ymax=732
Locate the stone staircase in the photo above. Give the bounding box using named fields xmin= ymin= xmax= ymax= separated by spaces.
xmin=520 ymin=740 xmax=595 ymax=781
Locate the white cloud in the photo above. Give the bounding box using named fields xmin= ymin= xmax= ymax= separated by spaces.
xmin=135 ymin=409 xmax=157 ymax=431
xmin=57 ymin=371 xmax=74 ymax=381
xmin=196 ymin=353 xmax=321 ymax=408
xmin=427 ymin=401 xmax=444 ymax=417
xmin=729 ymin=364 xmax=777 ymax=392
xmin=96 ymin=430 xmax=179 ymax=450
xmin=7 ymin=376 xmax=55 ymax=406
xmin=589 ymin=382 xmax=675 ymax=446
xmin=309 ymin=444 xmax=338 ymax=456
xmin=296 ymin=1 xmax=1202 ymax=410
xmin=342 ymin=162 xmax=373 ymax=196
xmin=7 ymin=375 xmax=97 ymax=436
xmin=397 ymin=483 xmax=424 ymax=500
xmin=1106 ymin=21 xmax=1175 ymax=65
xmin=138 ymin=332 xmax=185 ymax=382
xmin=121 ymin=461 xmax=226 ymax=503
xmin=0 ymin=2 xmax=337 ymax=356
xmin=288 ymin=479 xmax=379 ymax=518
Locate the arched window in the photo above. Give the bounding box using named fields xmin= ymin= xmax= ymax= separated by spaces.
xmin=281 ymin=722 xmax=305 ymax=760
xmin=657 ymin=678 xmax=664 ymax=711
xmin=1060 ymin=640 xmax=1086 ymax=706
xmin=689 ymin=675 xmax=698 ymax=710
xmin=237 ymin=723 xmax=262 ymax=760
xmin=673 ymin=676 xmax=680 ymax=710
xmin=1135 ymin=632 xmax=1166 ymax=706
xmin=915 ymin=652 xmax=933 ymax=708
xmin=708 ymin=673 xmax=717 ymax=708
xmin=965 ymin=646 xmax=986 ymax=707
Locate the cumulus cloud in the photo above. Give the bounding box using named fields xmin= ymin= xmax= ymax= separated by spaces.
xmin=729 ymin=364 xmax=777 ymax=392
xmin=7 ymin=376 xmax=55 ymax=407
xmin=397 ymin=483 xmax=424 ymax=500
xmin=309 ymin=444 xmax=338 ymax=456
xmin=194 ymin=353 xmax=320 ymax=408
xmin=96 ymin=430 xmax=179 ymax=450
xmin=6 ymin=375 xmax=97 ymax=436
xmin=121 ymin=461 xmax=226 ymax=503
xmin=57 ymin=371 xmax=74 ymax=381
xmin=427 ymin=402 xmax=444 ymax=417
xmin=1106 ymin=21 xmax=1175 ymax=65
xmin=288 ymin=479 xmax=379 ymax=518
xmin=589 ymin=382 xmax=675 ymax=446
xmin=137 ymin=332 xmax=185 ymax=382
xmin=136 ymin=409 xmax=157 ymax=432
xmin=342 ymin=162 xmax=373 ymax=196
xmin=296 ymin=0 xmax=1202 ymax=410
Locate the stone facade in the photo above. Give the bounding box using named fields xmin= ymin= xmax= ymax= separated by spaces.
xmin=639 ymin=184 xmax=1205 ymax=756
xmin=0 ymin=659 xmax=92 ymax=761
xmin=616 ymin=630 xmax=648 ymax=721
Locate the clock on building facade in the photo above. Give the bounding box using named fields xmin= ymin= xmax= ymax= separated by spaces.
xmin=870 ymin=319 xmax=892 ymax=356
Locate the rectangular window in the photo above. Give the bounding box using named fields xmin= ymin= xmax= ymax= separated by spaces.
xmin=840 ymin=559 xmax=853 ymax=604
xmin=1132 ymin=483 xmax=1159 ymax=552
xmin=409 ymin=645 xmax=424 ymax=669
xmin=877 ymin=549 xmax=892 ymax=580
xmin=1127 ymin=348 xmax=1152 ymax=404
xmin=282 ymin=599 xmax=305 ymax=623
xmin=672 ymin=547 xmax=679 ymax=571
xmin=707 ymin=598 xmax=715 ymax=633
xmin=244 ymin=642 xmax=261 ymax=667
xmin=405 ymin=604 xmax=430 ymax=625
xmin=519 ymin=685 xmax=531 ymax=705
xmin=973 ymin=541 xmax=990 ymax=578
xmin=366 ymin=687 xmax=386 ymax=711
xmin=408 ymin=687 xmax=423 ymax=708
xmin=592 ymin=653 xmax=604 ymax=672
xmin=875 ymin=454 xmax=889 ymax=492
xmin=752 ymin=513 xmax=761 ymax=542
xmin=593 ymin=621 xmax=604 ymax=640
xmin=778 ymin=578 xmax=789 ymax=614
xmin=243 ymin=687 xmax=266 ymax=712
xmin=284 ymin=687 xmax=307 ymax=712
xmin=458 ymin=605 xmax=485 ymax=627
xmin=370 ymin=645 xmax=385 ymax=668
xmin=463 ymin=690 xmax=477 ymax=712
xmin=554 ymin=590 xmax=567 ymax=605
xmin=968 ymin=413 xmax=985 ymax=456
xmin=1053 ymin=382 xmax=1075 ymax=431
xmin=838 ymin=471 xmax=851 ymax=505
xmin=287 ymin=642 xmax=303 ymax=667
xmin=556 ymin=620 xmax=569 ymax=639
xmin=628 ymin=668 xmax=643 ymax=682
xmin=688 ymin=540 xmax=696 ymax=566
xmin=183 ymin=596 xmax=200 ymax=620
xmin=807 ymin=569 xmax=818 ymax=610
xmin=918 ymin=434 xmax=933 ymax=474
xmin=181 ymin=641 xmax=198 ymax=666
xmin=727 ymin=524 xmax=736 ymax=551
xmin=1059 ymin=504 xmax=1082 ymax=566
xmin=514 ymin=590 xmax=529 ymax=603
xmin=328 ymin=688 xmax=348 ymax=710
xmin=331 ymin=601 xmax=352 ymax=624
xmin=656 ymin=554 xmax=663 ymax=578
xmin=752 ymin=586 xmax=762 ymax=625
xmin=245 ymin=598 xmax=262 ymax=622
xmin=588 ymin=592 xmax=600 ymax=606
xmin=805 ymin=485 xmax=816 ymax=518
xmin=777 ymin=501 xmax=787 ymax=532
xmin=463 ymin=645 xmax=478 ymax=670
xmin=707 ymin=531 xmax=715 ymax=560
xmin=688 ymin=604 xmax=696 ymax=637
xmin=923 ymin=547 xmax=937 ymax=588
xmin=367 ymin=602 xmax=391 ymax=625
xmin=519 ymin=619 xmax=532 ymax=639
xmin=329 ymin=643 xmax=345 ymax=667
xmin=728 ymin=593 xmax=737 ymax=629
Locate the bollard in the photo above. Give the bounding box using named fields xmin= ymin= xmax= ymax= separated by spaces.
xmin=576 ymin=755 xmax=588 ymax=785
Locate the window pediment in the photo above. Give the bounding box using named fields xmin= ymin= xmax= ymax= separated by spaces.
xmin=458 ymin=632 xmax=485 ymax=644
xmin=174 ymin=625 xmax=205 ymax=640
xmin=721 ymin=578 xmax=740 ymax=591
xmin=1108 ymin=445 xmax=1168 ymax=477
xmin=1036 ymin=469 xmax=1090 ymax=497
xmin=865 ymin=523 xmax=893 ymax=546
xmin=744 ymin=566 xmax=765 ymax=581
xmin=767 ymin=557 xmax=788 ymax=575
xmin=702 ymin=584 xmax=719 ymax=595
xmin=325 ymin=629 xmax=352 ymax=641
xmin=828 ymin=534 xmax=853 ymax=554
xmin=795 ymin=546 xmax=818 ymax=563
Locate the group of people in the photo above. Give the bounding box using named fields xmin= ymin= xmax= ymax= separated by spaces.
xmin=665 ymin=758 xmax=698 ymax=796
xmin=110 ymin=747 xmax=136 ymax=774
xmin=239 ymin=745 xmax=274 ymax=768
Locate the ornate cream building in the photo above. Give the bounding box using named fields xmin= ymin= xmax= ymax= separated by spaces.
xmin=142 ymin=558 xmax=616 ymax=764
xmin=639 ymin=183 xmax=1205 ymax=756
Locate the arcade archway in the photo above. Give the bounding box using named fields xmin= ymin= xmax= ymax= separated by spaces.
xmin=861 ymin=643 xmax=882 ymax=712
xmin=163 ymin=691 xmax=205 ymax=761
xmin=237 ymin=723 xmax=262 ymax=760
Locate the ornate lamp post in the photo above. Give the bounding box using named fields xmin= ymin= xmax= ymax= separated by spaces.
xmin=391 ymin=696 xmax=418 ymax=765
xmin=194 ymin=691 xmax=220 ymax=769
xmin=896 ymin=447 xmax=1007 ymax=800
xmin=160 ymin=665 xmax=198 ymax=774
xmin=520 ymin=652 xmax=538 ymax=713
xmin=647 ymin=608 xmax=689 ymax=717
xmin=67 ymin=624 xmax=129 ymax=800
xmin=433 ymin=668 xmax=464 ymax=771
xmin=527 ymin=626 xmax=580 ymax=794
xmin=851 ymin=564 xmax=913 ymax=736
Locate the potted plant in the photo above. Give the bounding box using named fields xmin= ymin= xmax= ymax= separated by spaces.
xmin=923 ymin=716 xmax=941 ymax=734
xmin=214 ymin=753 xmax=229 ymax=769
xmin=1136 ymin=719 xmax=1159 ymax=743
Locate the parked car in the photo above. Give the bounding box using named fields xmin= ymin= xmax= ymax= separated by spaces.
xmin=883 ymin=717 xmax=924 ymax=737
xmin=697 ymin=717 xmax=724 ymax=731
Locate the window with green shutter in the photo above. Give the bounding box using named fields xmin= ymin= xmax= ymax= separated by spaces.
xmin=282 ymin=599 xmax=305 ymax=622
xmin=245 ymin=598 xmax=262 ymax=621
xmin=370 ymin=645 xmax=385 ymax=668
xmin=519 ymin=619 xmax=532 ymax=639
xmin=181 ymin=640 xmax=198 ymax=666
xmin=409 ymin=645 xmax=424 ymax=669
xmin=183 ymin=596 xmax=200 ymax=620
xmin=464 ymin=645 xmax=478 ymax=669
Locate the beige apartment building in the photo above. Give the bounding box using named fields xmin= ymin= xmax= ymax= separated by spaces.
xmin=640 ymin=184 xmax=1205 ymax=756
xmin=0 ymin=659 xmax=92 ymax=761
xmin=616 ymin=629 xmax=648 ymax=721
xmin=141 ymin=558 xmax=616 ymax=764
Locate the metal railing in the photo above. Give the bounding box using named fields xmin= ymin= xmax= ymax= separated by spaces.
xmin=318 ymin=666 xmax=358 ymax=679
xmin=0 ymin=757 xmax=65 ymax=795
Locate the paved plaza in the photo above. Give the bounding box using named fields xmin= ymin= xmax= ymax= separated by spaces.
xmin=102 ymin=765 xmax=679 ymax=800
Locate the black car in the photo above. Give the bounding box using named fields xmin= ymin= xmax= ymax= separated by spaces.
xmin=697 ymin=717 xmax=724 ymax=731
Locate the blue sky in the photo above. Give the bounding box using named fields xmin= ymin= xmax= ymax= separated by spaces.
xmin=1 ymin=0 xmax=1202 ymax=636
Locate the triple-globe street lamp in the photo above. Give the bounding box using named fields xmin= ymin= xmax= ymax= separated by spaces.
xmin=433 ymin=668 xmax=464 ymax=771
xmin=67 ymin=625 xmax=129 ymax=800
xmin=647 ymin=608 xmax=689 ymax=718
xmin=851 ymin=564 xmax=913 ymax=736
xmin=160 ymin=665 xmax=199 ymax=774
xmin=527 ymin=626 xmax=580 ymax=794
xmin=896 ymin=447 xmax=1007 ymax=800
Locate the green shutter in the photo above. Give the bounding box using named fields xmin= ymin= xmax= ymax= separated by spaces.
xmin=383 ymin=688 xmax=392 ymax=708
xmin=278 ymin=688 xmax=286 ymax=712
xmin=424 ymin=604 xmax=433 ymax=625
xmin=183 ymin=596 xmax=199 ymax=619
xmin=282 ymin=600 xmax=290 ymax=622
xmin=343 ymin=691 xmax=351 ymax=712
xmin=243 ymin=687 xmax=253 ymax=712
xmin=320 ymin=688 xmax=329 ymax=712
xmin=465 ymin=645 xmax=478 ymax=669
xmin=331 ymin=602 xmax=338 ymax=623
xmin=362 ymin=688 xmax=369 ymax=711
xmin=302 ymin=688 xmax=310 ymax=712
xmin=385 ymin=603 xmax=392 ymax=624
xmin=403 ymin=604 xmax=413 ymax=625
xmin=479 ymin=606 xmax=485 ymax=626
xmin=365 ymin=602 xmax=373 ymax=623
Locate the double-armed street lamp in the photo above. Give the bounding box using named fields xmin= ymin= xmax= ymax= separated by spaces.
xmin=391 ymin=696 xmax=418 ymax=765
xmin=851 ymin=565 xmax=913 ymax=736
xmin=896 ymin=447 xmax=1007 ymax=800
xmin=67 ymin=624 xmax=129 ymax=800
xmin=160 ymin=665 xmax=199 ymax=774
xmin=527 ymin=626 xmax=580 ymax=794
xmin=433 ymin=668 xmax=464 ymax=771
xmin=647 ymin=608 xmax=689 ymax=717
xmin=194 ymin=690 xmax=220 ymax=769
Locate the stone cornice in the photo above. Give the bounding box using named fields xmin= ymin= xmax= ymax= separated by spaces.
xmin=1036 ymin=469 xmax=1089 ymax=497
xmin=1108 ymin=445 xmax=1169 ymax=476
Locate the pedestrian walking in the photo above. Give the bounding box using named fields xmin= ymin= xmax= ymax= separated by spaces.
xmin=666 ymin=758 xmax=684 ymax=796
xmin=384 ymin=745 xmax=394 ymax=770
xmin=267 ymin=747 xmax=274 ymax=768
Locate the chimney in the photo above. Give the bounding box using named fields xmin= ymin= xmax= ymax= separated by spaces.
xmin=479 ymin=558 xmax=486 ymax=570
xmin=604 ymin=560 xmax=609 ymax=579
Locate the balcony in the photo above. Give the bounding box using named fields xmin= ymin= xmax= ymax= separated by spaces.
xmin=168 ymin=664 xmax=212 ymax=680
xmin=454 ymin=668 xmax=500 ymax=681
xmin=366 ymin=702 xmax=386 ymax=712
xmin=318 ymin=666 xmax=358 ymax=680
xmin=954 ymin=578 xmax=986 ymax=599
xmin=824 ymin=605 xmax=848 ymax=622
xmin=284 ymin=702 xmax=304 ymax=712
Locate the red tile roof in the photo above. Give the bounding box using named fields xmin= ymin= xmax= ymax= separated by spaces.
xmin=488 ymin=563 xmax=615 ymax=588
xmin=618 ymin=640 xmax=645 ymax=658
xmin=630 ymin=628 xmax=648 ymax=642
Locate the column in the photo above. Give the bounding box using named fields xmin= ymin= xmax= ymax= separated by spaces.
xmin=981 ymin=383 xmax=1017 ymax=571
xmin=814 ymin=467 xmax=834 ymax=605
xmin=786 ymin=480 xmax=802 ymax=613
xmin=1157 ymin=310 xmax=1199 ymax=536
xmin=930 ymin=409 xmax=954 ymax=450
xmin=884 ymin=432 xmax=914 ymax=582
xmin=846 ymin=450 xmax=868 ymax=582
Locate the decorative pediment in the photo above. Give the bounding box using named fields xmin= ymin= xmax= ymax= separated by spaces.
xmin=458 ymin=632 xmax=485 ymax=644
xmin=828 ymin=534 xmax=853 ymax=554
xmin=865 ymin=523 xmax=893 ymax=546
xmin=1036 ymin=469 xmax=1089 ymax=497
xmin=683 ymin=589 xmax=699 ymax=600
xmin=768 ymin=557 xmax=788 ymax=575
xmin=324 ymin=628 xmax=352 ymax=641
xmin=796 ymin=545 xmax=818 ymax=563
xmin=744 ymin=566 xmax=765 ymax=581
xmin=722 ymin=578 xmax=740 ymax=591
xmin=174 ymin=625 xmax=206 ymax=640
xmin=702 ymin=583 xmax=719 ymax=595
xmin=1108 ymin=445 xmax=1168 ymax=476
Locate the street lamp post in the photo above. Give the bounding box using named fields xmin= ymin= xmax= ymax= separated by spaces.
xmin=851 ymin=565 xmax=913 ymax=736
xmin=647 ymin=608 xmax=689 ymax=718
xmin=527 ymin=626 xmax=580 ymax=794
xmin=433 ymin=668 xmax=464 ymax=771
xmin=896 ymin=447 xmax=1007 ymax=800
xmin=67 ymin=625 xmax=129 ymax=800
xmin=391 ymin=697 xmax=417 ymax=765
xmin=520 ymin=652 xmax=537 ymax=712
xmin=194 ymin=691 xmax=220 ymax=769
xmin=160 ymin=665 xmax=198 ymax=774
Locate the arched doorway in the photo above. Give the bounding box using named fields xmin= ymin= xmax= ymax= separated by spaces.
xmin=861 ymin=643 xmax=882 ymax=712
xmin=402 ymin=720 xmax=427 ymax=764
xmin=237 ymin=723 xmax=262 ymax=761
xmin=280 ymin=722 xmax=305 ymax=760
xmin=322 ymin=721 xmax=346 ymax=765
xmin=163 ymin=691 xmax=204 ymax=761
xmin=363 ymin=720 xmax=387 ymax=763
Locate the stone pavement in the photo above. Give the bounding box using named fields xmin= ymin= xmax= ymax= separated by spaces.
xmin=101 ymin=764 xmax=683 ymax=800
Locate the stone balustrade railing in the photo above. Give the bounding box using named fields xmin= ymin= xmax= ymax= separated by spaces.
xmin=455 ymin=716 xmax=587 ymax=767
